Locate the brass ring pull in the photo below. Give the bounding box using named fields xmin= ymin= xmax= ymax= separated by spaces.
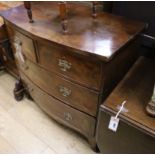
xmin=59 ymin=85 xmax=71 ymax=97
xmin=58 ymin=58 xmax=71 ymax=72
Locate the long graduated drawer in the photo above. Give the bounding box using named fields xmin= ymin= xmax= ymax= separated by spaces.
xmin=21 ymin=72 xmax=95 ymax=138
xmin=37 ymin=41 xmax=102 ymax=90
xmin=16 ymin=58 xmax=99 ymax=116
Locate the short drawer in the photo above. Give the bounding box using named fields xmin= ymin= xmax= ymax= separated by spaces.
xmin=37 ymin=41 xmax=102 ymax=90
xmin=6 ymin=25 xmax=37 ymax=62
xmin=17 ymin=59 xmax=99 ymax=116
xmin=21 ymin=73 xmax=95 ymax=138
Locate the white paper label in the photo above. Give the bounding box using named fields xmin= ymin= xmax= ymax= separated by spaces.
xmin=14 ymin=43 xmax=25 ymax=63
xmin=18 ymin=51 xmax=25 ymax=63
xmin=108 ymin=116 xmax=119 ymax=132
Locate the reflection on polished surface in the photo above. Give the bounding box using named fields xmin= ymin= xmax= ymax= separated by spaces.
xmin=1 ymin=2 xmax=145 ymax=61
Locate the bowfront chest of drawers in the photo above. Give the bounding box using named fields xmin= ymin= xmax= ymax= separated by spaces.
xmin=1 ymin=2 xmax=145 ymax=149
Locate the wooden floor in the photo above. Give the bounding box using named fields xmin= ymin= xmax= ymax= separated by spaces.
xmin=0 ymin=70 xmax=94 ymax=154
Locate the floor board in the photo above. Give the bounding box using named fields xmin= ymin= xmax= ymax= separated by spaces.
xmin=0 ymin=71 xmax=94 ymax=154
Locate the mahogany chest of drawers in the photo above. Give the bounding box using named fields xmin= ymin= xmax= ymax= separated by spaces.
xmin=0 ymin=2 xmax=145 ymax=149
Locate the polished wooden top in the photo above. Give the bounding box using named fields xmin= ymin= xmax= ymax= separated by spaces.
xmin=0 ymin=2 xmax=145 ymax=61
xmin=101 ymin=57 xmax=155 ymax=137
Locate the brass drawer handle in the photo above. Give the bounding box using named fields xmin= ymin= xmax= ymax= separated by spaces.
xmin=59 ymin=85 xmax=71 ymax=97
xmin=58 ymin=59 xmax=71 ymax=72
xmin=63 ymin=112 xmax=72 ymax=121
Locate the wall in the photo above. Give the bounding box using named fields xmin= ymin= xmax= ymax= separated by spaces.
xmin=107 ymin=2 xmax=155 ymax=58
xmin=112 ymin=2 xmax=155 ymax=38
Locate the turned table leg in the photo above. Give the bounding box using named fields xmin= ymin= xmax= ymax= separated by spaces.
xmin=24 ymin=1 xmax=34 ymax=23
xmin=59 ymin=2 xmax=68 ymax=33
xmin=146 ymin=85 xmax=155 ymax=116
xmin=13 ymin=78 xmax=24 ymax=101
xmin=92 ymin=2 xmax=98 ymax=18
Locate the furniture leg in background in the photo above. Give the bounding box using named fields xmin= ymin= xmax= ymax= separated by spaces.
xmin=0 ymin=23 xmax=18 ymax=77
xmin=24 ymin=1 xmax=33 ymax=23
xmin=13 ymin=78 xmax=25 ymax=101
xmin=59 ymin=2 xmax=68 ymax=33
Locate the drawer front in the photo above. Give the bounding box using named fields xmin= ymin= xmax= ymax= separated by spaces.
xmin=21 ymin=73 xmax=95 ymax=138
xmin=6 ymin=25 xmax=37 ymax=62
xmin=37 ymin=42 xmax=102 ymax=90
xmin=17 ymin=59 xmax=98 ymax=116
